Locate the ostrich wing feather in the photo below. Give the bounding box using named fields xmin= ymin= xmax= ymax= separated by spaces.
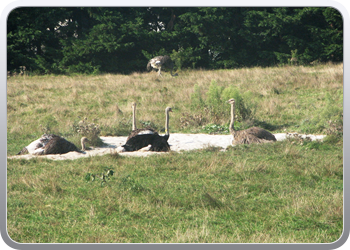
xmin=126 ymin=128 xmax=157 ymax=141
xmin=43 ymin=136 xmax=79 ymax=154
xmin=244 ymin=127 xmax=277 ymax=141
xmin=122 ymin=133 xmax=157 ymax=151
xmin=234 ymin=128 xmax=276 ymax=145
xmin=149 ymin=136 xmax=170 ymax=152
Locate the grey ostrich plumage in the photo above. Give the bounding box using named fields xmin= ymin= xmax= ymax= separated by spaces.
xmin=147 ymin=55 xmax=178 ymax=76
xmin=227 ymin=98 xmax=276 ymax=145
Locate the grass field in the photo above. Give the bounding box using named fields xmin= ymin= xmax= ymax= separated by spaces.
xmin=6 ymin=63 xmax=343 ymax=243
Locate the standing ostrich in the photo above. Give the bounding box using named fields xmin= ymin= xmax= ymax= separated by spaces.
xmin=17 ymin=134 xmax=89 ymax=155
xmin=166 ymin=10 xmax=176 ymax=31
xmin=122 ymin=105 xmax=172 ymax=152
xmin=227 ymin=98 xmax=276 ymax=145
xmin=147 ymin=55 xmax=178 ymax=77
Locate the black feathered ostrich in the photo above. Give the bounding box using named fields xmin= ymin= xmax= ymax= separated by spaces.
xmin=147 ymin=55 xmax=178 ymax=77
xmin=122 ymin=103 xmax=172 ymax=152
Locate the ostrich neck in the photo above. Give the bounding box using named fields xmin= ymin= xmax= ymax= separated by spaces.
xmin=165 ymin=110 xmax=170 ymax=135
xmin=229 ymin=103 xmax=236 ymax=134
xmin=81 ymin=140 xmax=86 ymax=151
xmin=132 ymin=105 xmax=137 ymax=130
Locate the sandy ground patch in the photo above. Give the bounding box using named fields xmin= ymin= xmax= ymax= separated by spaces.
xmin=8 ymin=133 xmax=326 ymax=161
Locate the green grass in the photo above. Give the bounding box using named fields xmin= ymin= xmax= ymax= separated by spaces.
xmin=7 ymin=140 xmax=343 ymax=243
xmin=7 ymin=64 xmax=343 ymax=243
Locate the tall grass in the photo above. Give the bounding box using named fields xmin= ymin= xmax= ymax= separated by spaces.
xmin=7 ymin=63 xmax=343 ymax=243
xmin=7 ymin=63 xmax=343 ymax=149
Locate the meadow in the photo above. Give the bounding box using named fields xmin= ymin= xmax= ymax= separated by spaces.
xmin=6 ymin=63 xmax=343 ymax=243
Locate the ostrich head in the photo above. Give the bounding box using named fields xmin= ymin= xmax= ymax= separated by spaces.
xmin=81 ymin=137 xmax=90 ymax=151
xmin=226 ymin=98 xmax=236 ymax=134
xmin=226 ymin=98 xmax=235 ymax=105
xmin=166 ymin=107 xmax=173 ymax=113
xmin=165 ymin=107 xmax=173 ymax=136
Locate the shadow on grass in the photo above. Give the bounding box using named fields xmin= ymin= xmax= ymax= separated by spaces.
xmin=253 ymin=121 xmax=293 ymax=132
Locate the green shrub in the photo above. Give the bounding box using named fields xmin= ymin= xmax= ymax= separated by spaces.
xmin=190 ymin=84 xmax=205 ymax=109
xmin=201 ymin=124 xmax=229 ymax=134
xmin=190 ymin=81 xmax=255 ymax=126
xmin=221 ymin=86 xmax=255 ymax=120
xmin=205 ymin=81 xmax=224 ymax=122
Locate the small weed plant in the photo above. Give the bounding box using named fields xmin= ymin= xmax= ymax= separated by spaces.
xmin=72 ymin=117 xmax=103 ymax=146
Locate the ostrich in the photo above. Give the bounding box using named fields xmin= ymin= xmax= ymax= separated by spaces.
xmin=162 ymin=106 xmax=172 ymax=141
xmin=166 ymin=10 xmax=176 ymax=31
xmin=17 ymin=134 xmax=90 ymax=155
xmin=148 ymin=106 xmax=172 ymax=152
xmin=122 ymin=105 xmax=172 ymax=152
xmin=227 ymin=98 xmax=276 ymax=145
xmin=147 ymin=55 xmax=178 ymax=77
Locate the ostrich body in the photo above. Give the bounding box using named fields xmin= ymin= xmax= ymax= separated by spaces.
xmin=147 ymin=55 xmax=178 ymax=77
xmin=17 ymin=134 xmax=89 ymax=155
xmin=227 ymin=98 xmax=276 ymax=145
xmin=122 ymin=105 xmax=172 ymax=152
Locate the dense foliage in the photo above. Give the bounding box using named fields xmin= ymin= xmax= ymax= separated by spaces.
xmin=7 ymin=7 xmax=343 ymax=74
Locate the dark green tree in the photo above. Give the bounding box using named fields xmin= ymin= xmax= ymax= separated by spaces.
xmin=7 ymin=7 xmax=343 ymax=74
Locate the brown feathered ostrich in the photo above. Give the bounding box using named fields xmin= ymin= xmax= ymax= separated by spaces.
xmin=147 ymin=55 xmax=178 ymax=77
xmin=17 ymin=134 xmax=89 ymax=155
xmin=122 ymin=103 xmax=172 ymax=152
xmin=227 ymin=98 xmax=276 ymax=145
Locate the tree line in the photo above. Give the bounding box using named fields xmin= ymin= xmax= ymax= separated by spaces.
xmin=7 ymin=7 xmax=343 ymax=75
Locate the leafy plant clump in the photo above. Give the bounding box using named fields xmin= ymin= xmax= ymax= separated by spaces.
xmin=190 ymin=80 xmax=256 ymax=126
xmin=201 ymin=124 xmax=229 ymax=134
xmin=85 ymin=168 xmax=115 ymax=187
xmin=73 ymin=117 xmax=103 ymax=146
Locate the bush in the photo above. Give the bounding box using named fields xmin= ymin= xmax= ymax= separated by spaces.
xmin=72 ymin=117 xmax=103 ymax=146
xmin=190 ymin=80 xmax=255 ymax=127
xmin=201 ymin=124 xmax=229 ymax=134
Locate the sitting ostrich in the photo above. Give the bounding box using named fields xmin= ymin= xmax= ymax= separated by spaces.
xmin=147 ymin=55 xmax=178 ymax=77
xmin=17 ymin=134 xmax=89 ymax=155
xmin=226 ymin=98 xmax=276 ymax=145
xmin=122 ymin=103 xmax=172 ymax=152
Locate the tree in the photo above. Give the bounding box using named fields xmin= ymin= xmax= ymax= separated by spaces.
xmin=7 ymin=7 xmax=343 ymax=74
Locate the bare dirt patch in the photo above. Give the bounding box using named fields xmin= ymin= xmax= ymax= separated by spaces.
xmin=8 ymin=133 xmax=326 ymax=161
